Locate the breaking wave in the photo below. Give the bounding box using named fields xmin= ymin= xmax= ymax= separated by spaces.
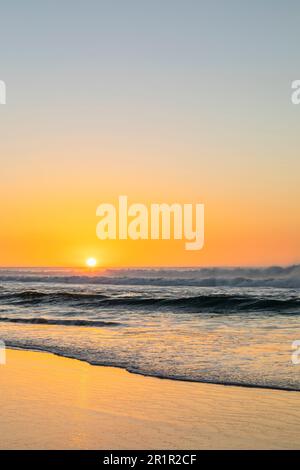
xmin=0 ymin=290 xmax=299 ymax=313
xmin=0 ymin=265 xmax=299 ymax=288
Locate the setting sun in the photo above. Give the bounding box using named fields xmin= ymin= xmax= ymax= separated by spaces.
xmin=86 ymin=257 xmax=97 ymax=268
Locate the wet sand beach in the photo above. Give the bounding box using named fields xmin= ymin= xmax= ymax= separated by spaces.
xmin=0 ymin=348 xmax=300 ymax=449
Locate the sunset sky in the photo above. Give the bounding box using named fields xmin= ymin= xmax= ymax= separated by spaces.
xmin=0 ymin=1 xmax=299 ymax=267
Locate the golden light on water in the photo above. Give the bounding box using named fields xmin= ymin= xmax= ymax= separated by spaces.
xmin=86 ymin=257 xmax=97 ymax=268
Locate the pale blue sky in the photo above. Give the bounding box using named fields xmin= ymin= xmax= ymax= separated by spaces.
xmin=1 ymin=1 xmax=299 ymax=159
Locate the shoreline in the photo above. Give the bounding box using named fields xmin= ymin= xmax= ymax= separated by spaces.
xmin=1 ymin=348 xmax=300 ymax=449
xmin=6 ymin=344 xmax=300 ymax=393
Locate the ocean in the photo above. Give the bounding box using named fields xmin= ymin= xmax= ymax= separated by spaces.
xmin=0 ymin=266 xmax=299 ymax=391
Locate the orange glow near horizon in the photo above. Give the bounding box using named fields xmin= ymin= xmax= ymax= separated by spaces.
xmin=1 ymin=139 xmax=299 ymax=268
xmin=0 ymin=196 xmax=299 ymax=268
